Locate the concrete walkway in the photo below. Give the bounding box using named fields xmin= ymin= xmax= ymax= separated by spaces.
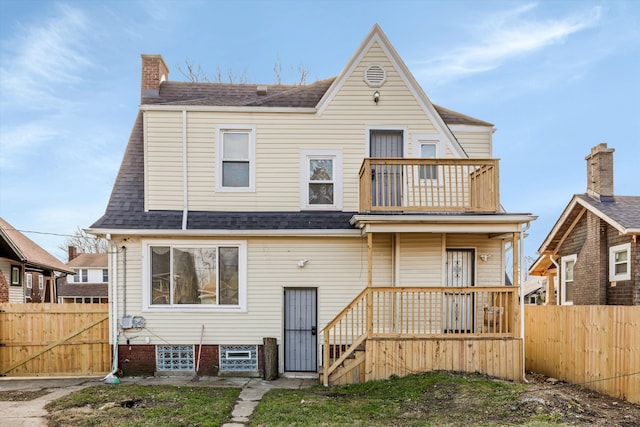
xmin=0 ymin=375 xmax=316 ymax=427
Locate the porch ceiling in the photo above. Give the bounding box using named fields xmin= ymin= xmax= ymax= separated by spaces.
xmin=350 ymin=214 xmax=536 ymax=235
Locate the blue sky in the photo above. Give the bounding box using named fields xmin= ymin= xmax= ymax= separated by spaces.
xmin=1 ymin=0 xmax=639 ymax=263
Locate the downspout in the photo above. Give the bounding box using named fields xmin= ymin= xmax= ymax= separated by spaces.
xmin=181 ymin=110 xmax=188 ymax=230
xmin=104 ymin=236 xmax=120 ymax=383
xmin=122 ymin=245 xmax=127 ymax=316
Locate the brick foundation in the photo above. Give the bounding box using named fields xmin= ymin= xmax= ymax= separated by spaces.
xmin=117 ymin=344 xmax=266 ymax=377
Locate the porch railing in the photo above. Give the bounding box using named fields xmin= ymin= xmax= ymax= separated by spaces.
xmin=322 ymin=286 xmax=518 ymax=385
xmin=359 ymin=158 xmax=500 ymax=212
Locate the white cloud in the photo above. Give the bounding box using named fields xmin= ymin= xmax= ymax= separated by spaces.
xmin=0 ymin=4 xmax=93 ymax=109
xmin=413 ymin=3 xmax=602 ymax=85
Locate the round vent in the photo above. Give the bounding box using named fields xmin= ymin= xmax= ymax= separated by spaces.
xmin=364 ymin=64 xmax=386 ymax=88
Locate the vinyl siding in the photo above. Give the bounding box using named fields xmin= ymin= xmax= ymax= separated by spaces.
xmin=452 ymin=130 xmax=492 ymax=158
xmin=145 ymin=112 xmax=184 ymax=210
xmin=112 ymin=235 xmax=394 ymax=345
xmin=143 ymin=42 xmax=490 ymax=212
xmin=0 ymin=260 xmax=24 ymax=302
xmin=398 ymin=234 xmax=443 ymax=286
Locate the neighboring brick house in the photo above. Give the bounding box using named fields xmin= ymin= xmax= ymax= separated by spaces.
xmin=0 ymin=217 xmax=75 ymax=303
xmin=56 ymin=247 xmax=109 ymax=304
xmin=530 ymin=144 xmax=640 ymax=305
xmin=88 ymin=25 xmax=535 ymax=382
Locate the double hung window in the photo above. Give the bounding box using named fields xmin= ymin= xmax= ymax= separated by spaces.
xmin=561 ymin=255 xmax=576 ymax=305
xmin=300 ymin=150 xmax=342 ymax=210
xmin=217 ymin=127 xmax=255 ymax=191
xmin=609 ymin=243 xmax=631 ymax=281
xmin=11 ymin=266 xmax=20 ymax=286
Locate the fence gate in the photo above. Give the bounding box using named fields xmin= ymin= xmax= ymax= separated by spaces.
xmin=0 ymin=303 xmax=110 ymax=376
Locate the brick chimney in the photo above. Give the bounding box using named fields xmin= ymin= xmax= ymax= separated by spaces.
xmin=585 ymin=143 xmax=615 ymax=202
xmin=141 ymin=54 xmax=169 ymax=100
xmin=68 ymin=246 xmax=78 ymax=262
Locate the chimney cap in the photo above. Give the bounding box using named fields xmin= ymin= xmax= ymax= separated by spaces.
xmin=585 ymin=142 xmax=615 ymax=159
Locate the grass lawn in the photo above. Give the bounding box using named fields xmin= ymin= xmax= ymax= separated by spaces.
xmin=45 ymin=384 xmax=240 ymax=427
xmin=43 ymin=371 xmax=639 ymax=426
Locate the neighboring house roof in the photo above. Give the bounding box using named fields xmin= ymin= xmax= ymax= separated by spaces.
xmin=56 ymin=276 xmax=108 ymax=298
xmin=538 ymin=194 xmax=640 ymax=255
xmin=530 ymin=194 xmax=640 ymax=276
xmin=67 ymin=253 xmax=108 ymax=268
xmin=522 ymin=277 xmax=546 ymax=297
xmin=0 ymin=217 xmax=74 ymax=274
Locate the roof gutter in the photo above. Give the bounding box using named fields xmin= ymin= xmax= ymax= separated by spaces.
xmin=86 ymin=228 xmax=361 ymax=237
xmin=140 ymin=105 xmax=316 ymax=113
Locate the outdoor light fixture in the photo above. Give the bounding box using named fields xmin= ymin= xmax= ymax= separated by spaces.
xmin=297 ymin=259 xmax=310 ymax=268
xmin=479 ymin=253 xmax=491 ymax=262
xmin=373 ymin=90 xmax=380 ymax=104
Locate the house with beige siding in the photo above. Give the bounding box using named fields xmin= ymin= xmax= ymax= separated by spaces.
xmin=89 ymin=25 xmax=535 ymax=384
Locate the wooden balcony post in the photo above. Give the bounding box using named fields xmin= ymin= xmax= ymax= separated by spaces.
xmin=323 ymin=329 xmax=330 ymax=386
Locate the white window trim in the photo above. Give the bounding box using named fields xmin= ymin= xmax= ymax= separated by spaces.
xmin=300 ymin=150 xmax=343 ymax=210
xmin=38 ymin=275 xmax=44 ymax=290
xmin=609 ymin=242 xmax=631 ymax=282
xmin=365 ymin=126 xmax=408 ymax=157
xmin=413 ymin=134 xmax=445 ymax=186
xmin=560 ymin=254 xmax=576 ymax=306
xmin=216 ymin=125 xmax=256 ymax=192
xmin=141 ymin=239 xmax=247 ymax=312
xmin=26 ymin=273 xmax=32 ymax=289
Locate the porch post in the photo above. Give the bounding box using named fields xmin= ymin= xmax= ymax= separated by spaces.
xmin=366 ymin=232 xmax=373 ymax=338
xmin=512 ymin=231 xmax=521 ymax=338
xmin=546 ymin=272 xmax=556 ymax=305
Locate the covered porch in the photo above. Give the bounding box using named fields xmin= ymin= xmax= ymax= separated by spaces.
xmin=321 ymin=215 xmax=534 ymax=386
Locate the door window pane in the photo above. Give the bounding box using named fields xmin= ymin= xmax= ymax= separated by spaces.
xmin=151 ymin=246 xmax=170 ymax=305
xmin=219 ymin=247 xmax=239 ymax=305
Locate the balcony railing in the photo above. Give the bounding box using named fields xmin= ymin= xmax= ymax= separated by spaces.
xmin=322 ymin=286 xmax=518 ymax=385
xmin=359 ymin=158 xmax=500 ymax=212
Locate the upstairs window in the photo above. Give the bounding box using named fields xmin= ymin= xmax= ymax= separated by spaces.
xmin=217 ymin=127 xmax=255 ymax=191
xmin=561 ymin=255 xmax=576 ymax=305
xmin=300 ymin=150 xmax=342 ymax=210
xmin=419 ymin=142 xmax=438 ymax=180
xmin=609 ymin=243 xmax=631 ymax=281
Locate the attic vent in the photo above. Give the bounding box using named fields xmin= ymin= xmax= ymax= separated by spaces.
xmin=364 ymin=64 xmax=386 ymax=88
xmin=257 ymin=85 xmax=268 ymax=96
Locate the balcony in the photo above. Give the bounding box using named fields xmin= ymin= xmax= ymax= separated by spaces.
xmin=359 ymin=158 xmax=500 ymax=213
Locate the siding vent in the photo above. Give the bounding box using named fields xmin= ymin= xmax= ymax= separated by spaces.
xmin=364 ymin=64 xmax=386 ymax=88
xmin=219 ymin=345 xmax=258 ymax=373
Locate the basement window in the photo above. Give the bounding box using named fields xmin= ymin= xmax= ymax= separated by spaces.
xmin=156 ymin=345 xmax=194 ymax=371
xmin=609 ymin=243 xmax=631 ymax=282
xmin=219 ymin=345 xmax=258 ymax=373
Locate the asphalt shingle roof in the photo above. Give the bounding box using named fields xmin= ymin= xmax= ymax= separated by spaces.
xmin=67 ymin=253 xmax=108 ymax=268
xmin=0 ymin=217 xmax=74 ymax=273
xmin=576 ymin=194 xmax=640 ymax=231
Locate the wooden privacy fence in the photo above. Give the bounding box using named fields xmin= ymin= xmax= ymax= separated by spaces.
xmin=525 ymin=305 xmax=640 ymax=404
xmin=0 ymin=303 xmax=111 ymax=376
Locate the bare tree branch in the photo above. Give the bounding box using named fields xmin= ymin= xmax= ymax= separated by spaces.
xmin=58 ymin=226 xmax=108 ymax=255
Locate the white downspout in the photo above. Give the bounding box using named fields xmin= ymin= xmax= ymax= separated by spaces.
xmin=104 ymin=237 xmax=120 ymax=382
xmin=182 ymin=110 xmax=188 ymax=230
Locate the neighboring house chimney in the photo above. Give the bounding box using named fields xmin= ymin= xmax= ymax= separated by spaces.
xmin=68 ymin=246 xmax=77 ymax=261
xmin=585 ymin=143 xmax=615 ymax=202
xmin=141 ymin=54 xmax=169 ymax=100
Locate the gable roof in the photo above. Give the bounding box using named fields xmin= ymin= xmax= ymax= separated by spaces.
xmin=0 ymin=217 xmax=74 ymax=274
xmin=538 ymin=194 xmax=640 ymax=256
xmin=67 ymin=253 xmax=108 ymax=268
xmin=314 ymin=24 xmax=474 ymax=158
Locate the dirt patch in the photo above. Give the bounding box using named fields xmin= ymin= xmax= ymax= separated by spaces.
xmin=0 ymin=389 xmax=51 ymax=401
xmin=515 ymin=373 xmax=640 ymax=426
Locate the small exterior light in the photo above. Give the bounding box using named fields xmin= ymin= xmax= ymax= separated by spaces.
xmin=373 ymin=90 xmax=380 ymax=104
